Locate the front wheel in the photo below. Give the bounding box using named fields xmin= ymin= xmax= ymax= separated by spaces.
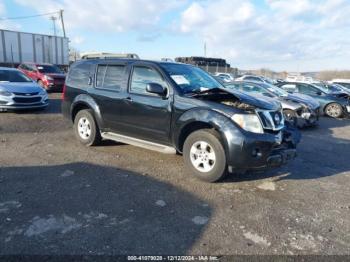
xmin=325 ymin=103 xmax=343 ymax=118
xmin=74 ymin=109 xmax=101 ymax=146
xmin=183 ymin=129 xmax=227 ymax=182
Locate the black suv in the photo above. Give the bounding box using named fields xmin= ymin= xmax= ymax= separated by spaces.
xmin=62 ymin=59 xmax=300 ymax=182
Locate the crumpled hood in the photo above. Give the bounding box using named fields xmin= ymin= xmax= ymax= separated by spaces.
xmin=0 ymin=82 xmax=44 ymax=93
xmin=226 ymin=89 xmax=281 ymax=111
xmin=286 ymin=93 xmax=320 ymax=109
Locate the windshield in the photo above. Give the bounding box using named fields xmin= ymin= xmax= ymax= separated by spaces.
xmin=37 ymin=65 xmax=63 ymax=74
xmin=0 ymin=70 xmax=32 ymax=83
xmin=160 ymin=63 xmax=223 ymax=94
xmin=259 ymin=82 xmax=289 ymax=97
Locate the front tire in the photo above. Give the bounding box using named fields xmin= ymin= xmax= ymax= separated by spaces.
xmin=183 ymin=129 xmax=227 ymax=182
xmin=325 ymin=103 xmax=343 ymax=118
xmin=74 ymin=109 xmax=101 ymax=146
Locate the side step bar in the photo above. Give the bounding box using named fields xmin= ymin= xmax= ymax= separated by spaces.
xmin=101 ymin=132 xmax=177 ymax=154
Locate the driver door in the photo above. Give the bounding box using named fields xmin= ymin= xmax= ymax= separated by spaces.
xmin=118 ymin=64 xmax=172 ymax=144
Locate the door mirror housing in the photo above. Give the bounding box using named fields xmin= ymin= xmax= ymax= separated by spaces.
xmin=316 ymin=91 xmax=322 ymax=96
xmin=146 ymin=83 xmax=166 ymax=96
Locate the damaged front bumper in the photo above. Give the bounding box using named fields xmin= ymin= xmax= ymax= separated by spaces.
xmin=295 ymin=107 xmax=320 ymax=127
xmin=226 ymin=126 xmax=301 ymax=172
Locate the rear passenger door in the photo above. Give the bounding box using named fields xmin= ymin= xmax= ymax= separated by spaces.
xmin=89 ymin=63 xmax=127 ymax=131
xmin=118 ymin=63 xmax=172 ymax=144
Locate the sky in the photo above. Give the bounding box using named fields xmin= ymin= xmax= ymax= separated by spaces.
xmin=0 ymin=0 xmax=349 ymax=72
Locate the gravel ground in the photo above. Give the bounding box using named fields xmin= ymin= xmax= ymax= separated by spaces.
xmin=0 ymin=93 xmax=349 ymax=255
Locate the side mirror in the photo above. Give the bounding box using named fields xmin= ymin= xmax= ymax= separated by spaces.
xmin=316 ymin=91 xmax=322 ymax=95
xmin=146 ymin=83 xmax=166 ymax=96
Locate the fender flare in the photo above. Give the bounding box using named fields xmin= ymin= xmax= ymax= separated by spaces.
xmin=71 ymin=94 xmax=104 ymax=128
xmin=173 ymin=108 xmax=243 ymax=155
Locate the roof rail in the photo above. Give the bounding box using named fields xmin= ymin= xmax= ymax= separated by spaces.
xmin=80 ymin=52 xmax=140 ymax=60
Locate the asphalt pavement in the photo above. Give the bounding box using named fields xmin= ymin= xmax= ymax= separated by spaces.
xmin=0 ymin=93 xmax=349 ymax=255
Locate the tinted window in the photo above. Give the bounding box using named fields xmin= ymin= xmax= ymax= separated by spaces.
xmin=96 ymin=65 xmax=125 ymax=90
xmin=130 ymin=66 xmax=167 ymax=95
xmin=0 ymin=70 xmax=32 ymax=82
xmin=280 ymin=83 xmax=297 ymax=92
xmin=297 ymin=83 xmax=319 ymax=95
xmin=244 ymin=76 xmax=260 ymax=81
xmin=37 ymin=65 xmax=63 ymax=74
xmin=66 ymin=63 xmax=91 ymax=88
xmin=242 ymin=83 xmax=265 ymax=93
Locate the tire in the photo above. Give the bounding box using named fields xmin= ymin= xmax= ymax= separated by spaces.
xmin=183 ymin=129 xmax=227 ymax=182
xmin=325 ymin=103 xmax=343 ymax=118
xmin=74 ymin=109 xmax=101 ymax=146
xmin=283 ymin=109 xmax=297 ymax=126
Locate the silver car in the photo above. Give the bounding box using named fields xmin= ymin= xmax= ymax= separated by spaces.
xmin=0 ymin=67 xmax=48 ymax=111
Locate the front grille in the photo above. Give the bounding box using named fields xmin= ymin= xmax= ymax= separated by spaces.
xmin=13 ymin=92 xmax=39 ymax=96
xmin=13 ymin=97 xmax=41 ymax=103
xmin=257 ymin=110 xmax=284 ymax=131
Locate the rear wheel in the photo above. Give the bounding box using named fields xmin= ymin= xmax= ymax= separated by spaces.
xmin=325 ymin=103 xmax=343 ymax=118
xmin=74 ymin=109 xmax=101 ymax=146
xmin=183 ymin=129 xmax=227 ymax=182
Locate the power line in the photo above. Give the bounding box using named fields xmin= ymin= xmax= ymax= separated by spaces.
xmin=0 ymin=11 xmax=59 ymax=21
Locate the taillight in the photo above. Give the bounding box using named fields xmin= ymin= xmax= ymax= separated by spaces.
xmin=62 ymin=84 xmax=66 ymax=100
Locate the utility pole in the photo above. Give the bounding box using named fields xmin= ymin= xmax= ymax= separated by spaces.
xmin=204 ymin=41 xmax=207 ymax=57
xmin=59 ymin=9 xmax=66 ymax=38
xmin=50 ymin=16 xmax=57 ymax=36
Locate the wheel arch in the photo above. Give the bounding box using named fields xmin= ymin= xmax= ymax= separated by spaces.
xmin=71 ymin=94 xmax=104 ymax=128
xmin=174 ymin=108 xmax=237 ymax=155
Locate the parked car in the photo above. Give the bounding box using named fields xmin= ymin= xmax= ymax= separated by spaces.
xmin=225 ymin=81 xmax=320 ymax=127
xmin=18 ymin=62 xmax=66 ymax=92
xmin=236 ymin=75 xmax=275 ymax=84
xmin=276 ymin=82 xmax=350 ymax=118
xmin=62 ymin=59 xmax=300 ymax=182
xmin=0 ymin=67 xmax=48 ymax=111
xmin=214 ymin=73 xmax=235 ymax=82
xmin=313 ymin=82 xmax=350 ymax=95
xmin=331 ymin=79 xmax=350 ymax=91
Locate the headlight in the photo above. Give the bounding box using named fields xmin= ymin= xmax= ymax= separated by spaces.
xmin=39 ymin=89 xmax=47 ymax=96
xmin=232 ymin=114 xmax=264 ymax=134
xmin=0 ymin=90 xmax=12 ymax=97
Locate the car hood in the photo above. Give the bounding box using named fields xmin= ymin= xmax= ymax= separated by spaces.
xmin=0 ymin=82 xmax=44 ymax=93
xmin=285 ymin=93 xmax=320 ymax=109
xmin=224 ymin=89 xmax=281 ymax=110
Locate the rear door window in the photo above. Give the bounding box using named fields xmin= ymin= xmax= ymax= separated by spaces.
xmin=280 ymin=83 xmax=297 ymax=92
xmin=96 ymin=64 xmax=125 ymax=90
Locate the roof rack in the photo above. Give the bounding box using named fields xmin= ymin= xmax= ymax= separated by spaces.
xmin=80 ymin=52 xmax=140 ymax=60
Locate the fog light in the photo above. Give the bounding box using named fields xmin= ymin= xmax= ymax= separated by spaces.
xmin=252 ymin=148 xmax=262 ymax=158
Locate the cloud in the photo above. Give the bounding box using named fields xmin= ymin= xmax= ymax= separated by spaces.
xmin=15 ymin=0 xmax=186 ymax=32
xmin=0 ymin=2 xmax=21 ymax=30
xmin=71 ymin=36 xmax=85 ymax=45
xmin=178 ymin=0 xmax=350 ymax=70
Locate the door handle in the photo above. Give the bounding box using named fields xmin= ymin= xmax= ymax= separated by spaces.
xmin=124 ymin=97 xmax=133 ymax=102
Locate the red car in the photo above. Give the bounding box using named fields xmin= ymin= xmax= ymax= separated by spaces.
xmin=18 ymin=62 xmax=66 ymax=92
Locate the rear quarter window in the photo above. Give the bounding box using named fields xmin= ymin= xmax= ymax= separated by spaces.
xmin=66 ymin=63 xmax=92 ymax=88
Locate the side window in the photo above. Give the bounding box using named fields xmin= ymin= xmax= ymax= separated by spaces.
xmin=96 ymin=64 xmax=125 ymax=90
xmin=130 ymin=66 xmax=167 ymax=95
xmin=297 ymin=84 xmax=318 ymax=95
xmin=245 ymin=76 xmax=259 ymax=81
xmin=280 ymin=84 xmax=296 ymax=92
xmin=242 ymin=83 xmax=263 ymax=93
xmin=66 ymin=63 xmax=91 ymax=88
